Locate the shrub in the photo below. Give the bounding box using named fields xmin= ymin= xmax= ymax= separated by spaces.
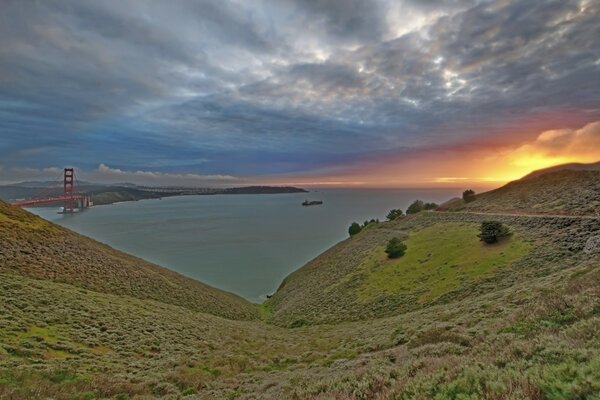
xmin=385 ymin=238 xmax=407 ymax=258
xmin=289 ymin=319 xmax=309 ymax=328
xmin=423 ymin=202 xmax=439 ymax=210
xmin=386 ymin=209 xmax=403 ymax=221
xmin=406 ymin=200 xmax=424 ymax=214
xmin=478 ymin=221 xmax=511 ymax=244
xmin=463 ymin=189 xmax=476 ymax=203
xmin=365 ymin=219 xmax=378 ymax=226
xmin=348 ymin=222 xmax=362 ymax=236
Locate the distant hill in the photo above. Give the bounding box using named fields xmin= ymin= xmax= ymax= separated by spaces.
xmin=522 ymin=161 xmax=600 ymax=179
xmin=442 ymin=169 xmax=600 ymax=215
xmin=0 ymin=200 xmax=258 ymax=320
xmin=222 ymin=186 xmax=307 ymax=195
xmin=0 ymin=184 xmax=307 ymax=206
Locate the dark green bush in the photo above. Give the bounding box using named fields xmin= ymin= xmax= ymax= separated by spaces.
xmin=386 ymin=209 xmax=403 ymax=220
xmin=423 ymin=202 xmax=438 ymax=210
xmin=288 ymin=319 xmax=309 ymax=328
xmin=385 ymin=237 xmax=407 ymax=258
xmin=463 ymin=189 xmax=476 ymax=203
xmin=478 ymin=221 xmax=511 ymax=244
xmin=406 ymin=200 xmax=424 ymax=214
xmin=348 ymin=222 xmax=362 ymax=236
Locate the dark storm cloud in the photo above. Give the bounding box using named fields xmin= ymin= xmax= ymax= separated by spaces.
xmin=0 ymin=0 xmax=599 ymax=182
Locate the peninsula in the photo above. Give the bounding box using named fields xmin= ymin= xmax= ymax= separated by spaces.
xmin=0 ymin=183 xmax=308 ymax=206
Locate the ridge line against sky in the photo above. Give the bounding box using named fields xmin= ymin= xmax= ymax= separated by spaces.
xmin=1 ymin=0 xmax=599 ymax=187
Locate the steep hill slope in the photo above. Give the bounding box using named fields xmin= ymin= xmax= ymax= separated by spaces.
xmin=0 ymin=200 xmax=258 ymax=320
xmin=442 ymin=170 xmax=600 ymax=215
xmin=267 ymin=211 xmax=598 ymax=326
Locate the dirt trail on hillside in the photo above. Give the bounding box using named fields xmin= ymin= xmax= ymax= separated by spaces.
xmin=449 ymin=211 xmax=600 ymax=220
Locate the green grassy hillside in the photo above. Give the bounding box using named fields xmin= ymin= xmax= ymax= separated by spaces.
xmin=266 ymin=211 xmax=598 ymax=326
xmin=1 ymin=171 xmax=599 ymax=399
xmin=0 ymin=201 xmax=258 ymax=320
xmin=442 ymin=170 xmax=600 ymax=215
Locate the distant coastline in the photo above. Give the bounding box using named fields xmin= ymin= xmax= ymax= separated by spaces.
xmin=0 ymin=184 xmax=308 ymax=206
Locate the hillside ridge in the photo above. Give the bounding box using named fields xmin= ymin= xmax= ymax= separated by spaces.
xmin=522 ymin=160 xmax=600 ymax=179
xmin=0 ymin=200 xmax=258 ymax=321
xmin=441 ymin=169 xmax=600 ymax=215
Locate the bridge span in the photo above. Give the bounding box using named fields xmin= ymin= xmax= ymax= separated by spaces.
xmin=10 ymin=168 xmax=93 ymax=213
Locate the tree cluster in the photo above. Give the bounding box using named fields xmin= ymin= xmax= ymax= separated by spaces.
xmin=348 ymin=219 xmax=379 ymax=236
xmin=406 ymin=200 xmax=439 ymax=214
xmin=386 ymin=209 xmax=404 ymax=221
xmin=463 ymin=189 xmax=476 ymax=203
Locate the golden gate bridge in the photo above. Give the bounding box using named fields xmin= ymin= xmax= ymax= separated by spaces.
xmin=11 ymin=168 xmax=93 ymax=213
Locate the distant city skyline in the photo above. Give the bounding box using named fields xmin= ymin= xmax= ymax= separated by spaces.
xmin=1 ymin=0 xmax=599 ymax=187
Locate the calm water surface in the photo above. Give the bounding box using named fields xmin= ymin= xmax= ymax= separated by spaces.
xmin=29 ymin=189 xmax=460 ymax=302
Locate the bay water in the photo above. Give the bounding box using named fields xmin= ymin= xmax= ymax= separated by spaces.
xmin=29 ymin=188 xmax=460 ymax=302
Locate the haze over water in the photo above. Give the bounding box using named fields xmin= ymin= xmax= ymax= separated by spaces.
xmin=30 ymin=189 xmax=459 ymax=302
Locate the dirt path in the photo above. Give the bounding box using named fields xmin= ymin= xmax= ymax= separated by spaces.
xmin=447 ymin=211 xmax=600 ymax=220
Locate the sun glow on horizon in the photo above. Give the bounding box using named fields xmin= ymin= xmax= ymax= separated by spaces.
xmin=264 ymin=120 xmax=600 ymax=190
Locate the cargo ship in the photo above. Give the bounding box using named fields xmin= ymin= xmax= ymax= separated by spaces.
xmin=302 ymin=200 xmax=323 ymax=206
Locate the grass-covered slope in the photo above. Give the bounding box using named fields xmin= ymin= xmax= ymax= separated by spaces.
xmin=1 ymin=245 xmax=599 ymax=399
xmin=267 ymin=211 xmax=598 ymax=326
xmin=0 ymin=200 xmax=258 ymax=320
xmin=442 ymin=170 xmax=600 ymax=215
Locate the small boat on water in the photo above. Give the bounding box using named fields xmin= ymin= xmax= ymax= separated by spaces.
xmin=302 ymin=200 xmax=323 ymax=206
xmin=57 ymin=207 xmax=80 ymax=214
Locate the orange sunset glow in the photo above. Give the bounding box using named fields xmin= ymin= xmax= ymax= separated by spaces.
xmin=261 ymin=121 xmax=600 ymax=189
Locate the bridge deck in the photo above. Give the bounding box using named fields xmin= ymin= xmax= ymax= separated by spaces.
xmin=11 ymin=195 xmax=84 ymax=207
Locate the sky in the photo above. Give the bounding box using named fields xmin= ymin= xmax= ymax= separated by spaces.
xmin=0 ymin=0 xmax=599 ymax=188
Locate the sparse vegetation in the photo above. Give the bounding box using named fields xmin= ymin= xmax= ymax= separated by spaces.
xmin=358 ymin=222 xmax=529 ymax=303
xmin=363 ymin=218 xmax=379 ymax=227
xmin=448 ymin=170 xmax=600 ymax=215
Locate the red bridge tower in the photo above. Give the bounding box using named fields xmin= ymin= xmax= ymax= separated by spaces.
xmin=63 ymin=167 xmax=75 ymax=213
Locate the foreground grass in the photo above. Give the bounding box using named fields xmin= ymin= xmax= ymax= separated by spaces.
xmin=1 ymin=258 xmax=599 ymax=399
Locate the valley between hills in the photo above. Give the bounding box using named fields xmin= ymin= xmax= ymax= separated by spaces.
xmin=1 ymin=169 xmax=599 ymax=399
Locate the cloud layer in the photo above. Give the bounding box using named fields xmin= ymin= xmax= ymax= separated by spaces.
xmin=0 ymin=0 xmax=599 ymax=185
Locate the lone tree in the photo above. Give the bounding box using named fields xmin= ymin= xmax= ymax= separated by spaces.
xmin=348 ymin=222 xmax=362 ymax=236
xmin=406 ymin=200 xmax=424 ymax=214
xmin=385 ymin=237 xmax=407 ymax=258
xmin=463 ymin=189 xmax=476 ymax=203
xmin=386 ymin=209 xmax=403 ymax=221
xmin=478 ymin=221 xmax=511 ymax=244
